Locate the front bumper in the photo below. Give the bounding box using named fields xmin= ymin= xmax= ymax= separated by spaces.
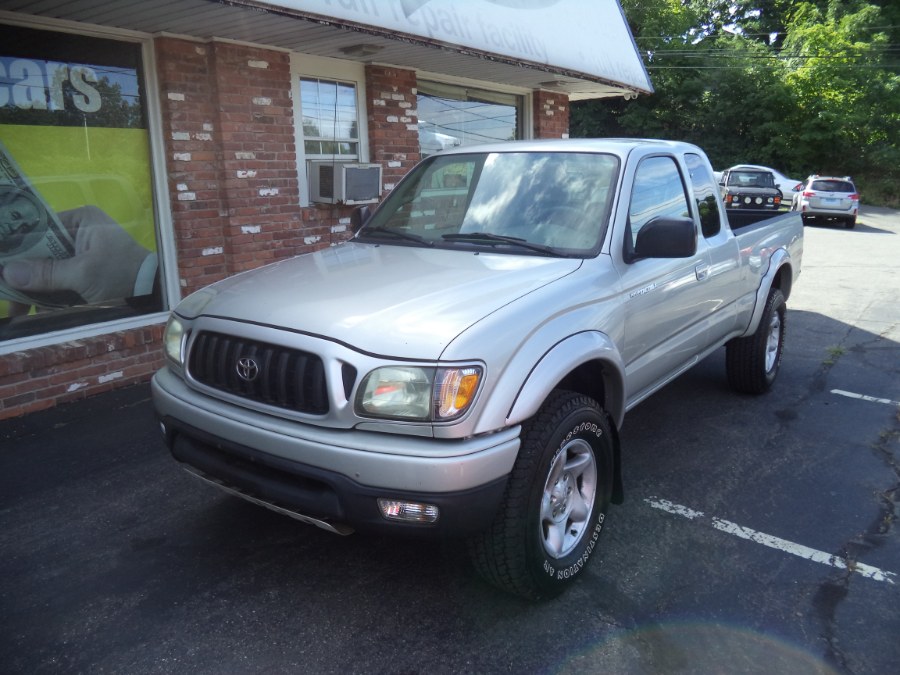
xmin=152 ymin=369 xmax=520 ymax=535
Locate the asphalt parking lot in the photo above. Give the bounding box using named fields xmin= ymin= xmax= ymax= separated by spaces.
xmin=2 ymin=206 xmax=898 ymax=674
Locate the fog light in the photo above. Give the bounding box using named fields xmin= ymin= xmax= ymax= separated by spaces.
xmin=378 ymin=498 xmax=440 ymax=523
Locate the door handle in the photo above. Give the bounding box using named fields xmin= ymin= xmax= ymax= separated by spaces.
xmin=695 ymin=264 xmax=709 ymax=281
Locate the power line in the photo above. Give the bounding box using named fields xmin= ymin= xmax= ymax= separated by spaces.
xmin=645 ymin=64 xmax=897 ymax=70
xmin=633 ymin=24 xmax=900 ymax=42
xmin=642 ymin=45 xmax=900 ymax=57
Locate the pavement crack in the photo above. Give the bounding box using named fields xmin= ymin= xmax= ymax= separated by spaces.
xmin=868 ymin=413 xmax=900 ymax=539
xmin=812 ymin=573 xmax=851 ymax=673
xmin=812 ymin=410 xmax=900 ymax=670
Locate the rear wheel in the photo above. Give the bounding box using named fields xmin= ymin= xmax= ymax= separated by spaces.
xmin=844 ymin=216 xmax=856 ymax=229
xmin=468 ymin=391 xmax=614 ymax=599
xmin=726 ymin=288 xmax=786 ymax=394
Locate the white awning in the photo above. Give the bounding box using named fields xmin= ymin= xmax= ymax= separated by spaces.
xmin=273 ymin=0 xmax=653 ymax=96
xmin=0 ymin=0 xmax=652 ymax=100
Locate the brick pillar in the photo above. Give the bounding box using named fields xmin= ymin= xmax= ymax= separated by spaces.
xmin=365 ymin=65 xmax=420 ymax=194
xmin=208 ymin=42 xmax=307 ymax=273
xmin=533 ymin=90 xmax=570 ymax=139
xmin=155 ymin=37 xmax=229 ymax=296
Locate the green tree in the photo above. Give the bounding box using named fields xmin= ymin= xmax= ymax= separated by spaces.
xmin=780 ymin=1 xmax=899 ymax=201
xmin=572 ymin=0 xmax=899 ymax=205
xmin=572 ymin=0 xmax=798 ymax=169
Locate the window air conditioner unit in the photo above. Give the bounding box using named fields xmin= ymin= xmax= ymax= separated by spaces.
xmin=308 ymin=161 xmax=382 ymax=205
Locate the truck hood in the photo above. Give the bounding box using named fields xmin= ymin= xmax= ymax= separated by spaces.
xmin=184 ymin=243 xmax=581 ymax=359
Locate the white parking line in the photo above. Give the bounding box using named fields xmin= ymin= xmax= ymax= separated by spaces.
xmin=645 ymin=498 xmax=897 ymax=585
xmin=831 ymin=389 xmax=900 ymax=407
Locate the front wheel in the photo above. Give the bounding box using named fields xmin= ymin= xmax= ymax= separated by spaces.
xmin=467 ymin=391 xmax=614 ymax=599
xmin=726 ymin=287 xmax=786 ymax=394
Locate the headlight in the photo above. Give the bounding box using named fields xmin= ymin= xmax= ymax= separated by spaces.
xmin=164 ymin=287 xmax=215 ymax=370
xmin=356 ymin=365 xmax=483 ymax=422
xmin=163 ymin=315 xmax=186 ymax=367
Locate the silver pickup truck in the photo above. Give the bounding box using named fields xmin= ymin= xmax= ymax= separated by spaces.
xmin=152 ymin=139 xmax=803 ymax=599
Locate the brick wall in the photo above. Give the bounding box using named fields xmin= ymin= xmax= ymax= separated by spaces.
xmin=156 ymin=37 xmax=355 ymax=298
xmin=533 ymin=90 xmax=570 ymax=139
xmin=365 ymin=65 xmax=421 ymax=192
xmin=155 ymin=37 xmax=229 ymax=295
xmin=0 ymin=325 xmax=164 ymax=420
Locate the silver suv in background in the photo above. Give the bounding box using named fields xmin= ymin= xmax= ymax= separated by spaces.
xmin=792 ymin=175 xmax=859 ymax=229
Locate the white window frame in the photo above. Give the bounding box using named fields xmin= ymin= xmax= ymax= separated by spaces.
xmin=290 ymin=54 xmax=369 ymax=208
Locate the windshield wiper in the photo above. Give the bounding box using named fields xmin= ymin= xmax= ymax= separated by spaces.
xmin=361 ymin=226 xmax=433 ymax=246
xmin=442 ymin=232 xmax=564 ymax=256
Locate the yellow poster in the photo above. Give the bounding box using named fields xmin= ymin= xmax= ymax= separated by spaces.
xmin=0 ymin=24 xmax=160 ymax=335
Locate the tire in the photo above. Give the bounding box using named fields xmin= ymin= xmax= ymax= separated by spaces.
xmin=726 ymin=288 xmax=786 ymax=394
xmin=467 ymin=390 xmax=614 ymax=599
xmin=844 ymin=216 xmax=856 ymax=229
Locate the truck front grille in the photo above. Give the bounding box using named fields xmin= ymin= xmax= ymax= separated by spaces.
xmin=187 ymin=331 xmax=330 ymax=414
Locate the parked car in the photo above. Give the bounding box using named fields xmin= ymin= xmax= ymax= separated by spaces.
xmin=719 ymin=166 xmax=783 ymax=211
xmin=791 ymin=175 xmax=859 ymax=229
xmin=725 ymin=164 xmax=803 ymax=203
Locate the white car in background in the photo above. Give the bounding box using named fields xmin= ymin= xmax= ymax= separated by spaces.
xmin=724 ymin=164 xmax=803 ymax=204
xmin=418 ymin=122 xmax=461 ymax=155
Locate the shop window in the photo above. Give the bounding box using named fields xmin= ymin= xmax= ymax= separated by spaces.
xmin=0 ymin=25 xmax=162 ymax=342
xmin=417 ymin=81 xmax=523 ymax=157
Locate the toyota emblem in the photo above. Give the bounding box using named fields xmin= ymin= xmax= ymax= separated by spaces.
xmin=236 ymin=356 xmax=260 ymax=382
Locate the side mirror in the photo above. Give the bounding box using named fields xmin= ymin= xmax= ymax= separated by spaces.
xmin=633 ymin=216 xmax=697 ymax=259
xmin=350 ymin=205 xmax=372 ymax=233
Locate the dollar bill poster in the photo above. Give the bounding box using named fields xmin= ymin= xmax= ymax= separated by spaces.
xmin=0 ymin=24 xmax=160 ymax=336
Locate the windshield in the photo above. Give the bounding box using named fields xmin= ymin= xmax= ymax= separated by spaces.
xmin=726 ymin=170 xmax=776 ymax=189
xmin=357 ymin=151 xmax=619 ymax=256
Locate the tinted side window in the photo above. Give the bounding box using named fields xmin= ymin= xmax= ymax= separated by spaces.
xmin=685 ymin=153 xmax=722 ymax=238
xmin=626 ymin=156 xmax=691 ymax=258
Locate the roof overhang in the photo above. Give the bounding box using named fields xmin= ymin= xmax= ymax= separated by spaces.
xmin=0 ymin=0 xmax=652 ymax=100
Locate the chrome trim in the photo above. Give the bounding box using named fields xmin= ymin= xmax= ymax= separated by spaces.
xmin=182 ymin=465 xmax=354 ymax=536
